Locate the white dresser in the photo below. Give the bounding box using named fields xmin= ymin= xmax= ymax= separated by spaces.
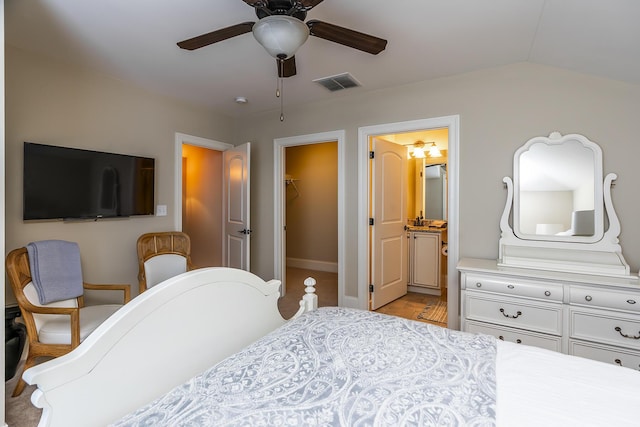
xmin=458 ymin=258 xmax=640 ymax=369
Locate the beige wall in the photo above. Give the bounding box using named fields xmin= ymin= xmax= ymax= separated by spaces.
xmin=6 ymin=45 xmax=640 ymax=306
xmin=182 ymin=145 xmax=223 ymax=268
xmin=285 ymin=142 xmax=338 ymax=267
xmin=233 ymin=62 xmax=640 ymax=298
xmin=5 ymin=46 xmax=233 ymax=303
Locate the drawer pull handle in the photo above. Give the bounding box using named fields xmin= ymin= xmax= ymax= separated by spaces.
xmin=500 ymin=308 xmax=522 ymax=319
xmin=585 ymin=295 xmax=593 ymax=302
xmin=627 ymin=299 xmax=637 ymax=305
xmin=507 ymin=284 xmax=515 ymax=289
xmin=614 ymin=326 xmax=640 ymax=340
xmin=614 ymin=359 xmax=623 ymax=366
xmin=544 ymin=291 xmax=551 ymax=297
xmin=476 ymin=282 xmax=482 ymax=288
xmin=498 ymin=335 xmax=522 ymax=344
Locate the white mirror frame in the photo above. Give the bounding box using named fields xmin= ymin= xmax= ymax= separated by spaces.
xmin=513 ymin=132 xmax=603 ymax=243
xmin=498 ymin=132 xmax=631 ymax=278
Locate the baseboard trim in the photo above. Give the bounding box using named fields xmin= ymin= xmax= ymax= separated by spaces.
xmin=342 ymin=295 xmax=362 ymax=309
xmin=408 ymin=286 xmax=441 ymax=296
xmin=286 ymin=257 xmax=338 ymax=273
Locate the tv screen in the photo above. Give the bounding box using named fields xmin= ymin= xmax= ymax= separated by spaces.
xmin=23 ymin=142 xmax=155 ymax=220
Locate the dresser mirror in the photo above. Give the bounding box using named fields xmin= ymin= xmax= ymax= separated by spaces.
xmin=498 ymin=132 xmax=631 ymax=278
xmin=513 ymin=133 xmax=603 ymax=243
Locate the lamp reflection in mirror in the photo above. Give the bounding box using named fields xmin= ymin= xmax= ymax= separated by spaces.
xmin=252 ymin=15 xmax=309 ymax=59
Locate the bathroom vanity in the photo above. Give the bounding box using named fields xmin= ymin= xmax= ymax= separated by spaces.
xmin=407 ymin=226 xmax=447 ymax=297
xmin=458 ymin=132 xmax=640 ymax=369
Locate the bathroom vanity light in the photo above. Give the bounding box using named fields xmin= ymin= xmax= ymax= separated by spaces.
xmin=428 ymin=142 xmax=442 ymax=158
xmin=411 ymin=141 xmax=426 ymax=158
xmin=411 ymin=141 xmax=442 ymax=158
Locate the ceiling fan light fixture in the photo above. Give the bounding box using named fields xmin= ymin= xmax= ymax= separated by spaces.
xmin=252 ymin=15 xmax=309 ymax=59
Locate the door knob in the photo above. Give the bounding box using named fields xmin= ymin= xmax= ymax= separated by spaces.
xmin=238 ymin=229 xmax=252 ymax=235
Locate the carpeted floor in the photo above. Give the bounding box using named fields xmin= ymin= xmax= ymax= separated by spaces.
xmin=5 ymin=357 xmax=41 ymax=427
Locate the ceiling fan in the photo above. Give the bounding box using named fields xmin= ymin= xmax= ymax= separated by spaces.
xmin=177 ymin=0 xmax=388 ymax=78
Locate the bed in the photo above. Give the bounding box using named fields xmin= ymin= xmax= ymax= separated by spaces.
xmin=23 ymin=267 xmax=640 ymax=427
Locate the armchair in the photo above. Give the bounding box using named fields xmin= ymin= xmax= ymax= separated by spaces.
xmin=136 ymin=231 xmax=194 ymax=294
xmin=5 ymin=246 xmax=131 ymax=396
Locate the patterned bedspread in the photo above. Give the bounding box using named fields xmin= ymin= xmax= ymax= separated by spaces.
xmin=113 ymin=307 xmax=497 ymax=426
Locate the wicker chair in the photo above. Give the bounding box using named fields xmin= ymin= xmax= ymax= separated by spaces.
xmin=136 ymin=231 xmax=195 ymax=295
xmin=5 ymin=247 xmax=131 ymax=396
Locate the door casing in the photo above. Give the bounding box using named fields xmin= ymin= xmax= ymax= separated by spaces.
xmin=175 ymin=133 xmax=251 ymax=270
xmin=358 ymin=116 xmax=460 ymax=329
xmin=273 ymin=130 xmax=345 ymax=300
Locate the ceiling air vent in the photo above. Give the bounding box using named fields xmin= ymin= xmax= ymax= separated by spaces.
xmin=313 ymin=72 xmax=361 ymax=92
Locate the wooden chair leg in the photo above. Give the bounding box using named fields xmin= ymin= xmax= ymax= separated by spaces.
xmin=12 ymin=355 xmax=36 ymax=397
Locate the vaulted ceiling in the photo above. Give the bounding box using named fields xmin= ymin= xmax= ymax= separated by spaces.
xmin=6 ymin=1 xmax=640 ymax=118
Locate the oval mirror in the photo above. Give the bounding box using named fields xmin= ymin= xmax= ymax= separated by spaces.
xmin=513 ymin=133 xmax=604 ymax=243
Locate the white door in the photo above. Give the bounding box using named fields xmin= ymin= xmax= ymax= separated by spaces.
xmin=370 ymin=138 xmax=408 ymax=309
xmin=223 ymin=143 xmax=250 ymax=270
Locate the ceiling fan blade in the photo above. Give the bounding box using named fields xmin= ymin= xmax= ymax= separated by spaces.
xmin=307 ymin=20 xmax=387 ymax=55
xmin=277 ymin=56 xmax=297 ymax=78
xmin=299 ymin=0 xmax=325 ymax=9
xmin=177 ymin=22 xmax=255 ymax=51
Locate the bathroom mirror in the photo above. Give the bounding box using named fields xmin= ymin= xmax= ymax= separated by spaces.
xmin=411 ymin=159 xmax=448 ymax=221
xmin=513 ymin=133 xmax=603 ymax=243
xmin=424 ymin=164 xmax=447 ymax=220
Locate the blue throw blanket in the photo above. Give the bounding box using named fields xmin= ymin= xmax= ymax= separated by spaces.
xmin=26 ymin=240 xmax=84 ymax=304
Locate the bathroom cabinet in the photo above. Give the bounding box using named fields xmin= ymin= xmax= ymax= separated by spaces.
xmin=408 ymin=230 xmax=440 ymax=293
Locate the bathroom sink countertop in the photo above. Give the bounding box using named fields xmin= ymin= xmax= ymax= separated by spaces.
xmin=406 ymin=226 xmax=446 ymax=232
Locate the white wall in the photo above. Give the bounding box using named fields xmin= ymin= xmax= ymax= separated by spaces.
xmin=233 ymin=62 xmax=640 ymax=299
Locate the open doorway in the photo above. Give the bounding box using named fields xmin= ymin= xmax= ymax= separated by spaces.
xmin=181 ymin=144 xmax=223 ymax=267
xmin=371 ymin=129 xmax=449 ymax=327
xmin=277 ymin=142 xmax=339 ymax=318
xmin=174 ymin=133 xmax=251 ymax=270
xmin=358 ymin=116 xmax=460 ymax=329
xmin=273 ymin=130 xmax=346 ymax=309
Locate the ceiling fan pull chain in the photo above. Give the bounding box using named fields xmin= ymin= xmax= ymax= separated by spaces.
xmin=279 ymin=78 xmax=285 ymax=121
xmin=277 ymin=57 xmax=285 ymax=121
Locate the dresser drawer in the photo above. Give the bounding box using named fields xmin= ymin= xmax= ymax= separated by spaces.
xmin=466 ymin=320 xmax=561 ymax=352
xmin=463 ymin=274 xmax=563 ymax=302
xmin=569 ymin=340 xmax=640 ymax=370
xmin=569 ymin=308 xmax=640 ymax=351
xmin=465 ymin=292 xmax=563 ymax=335
xmin=570 ymin=285 xmax=640 ymax=313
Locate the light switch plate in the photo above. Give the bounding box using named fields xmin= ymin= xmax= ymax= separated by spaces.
xmin=156 ymin=205 xmax=167 ymax=216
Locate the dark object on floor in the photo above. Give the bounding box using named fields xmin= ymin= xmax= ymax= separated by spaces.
xmin=5 ymin=305 xmax=26 ymax=381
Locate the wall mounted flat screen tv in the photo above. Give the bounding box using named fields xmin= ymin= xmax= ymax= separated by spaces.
xmin=23 ymin=142 xmax=155 ymax=220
